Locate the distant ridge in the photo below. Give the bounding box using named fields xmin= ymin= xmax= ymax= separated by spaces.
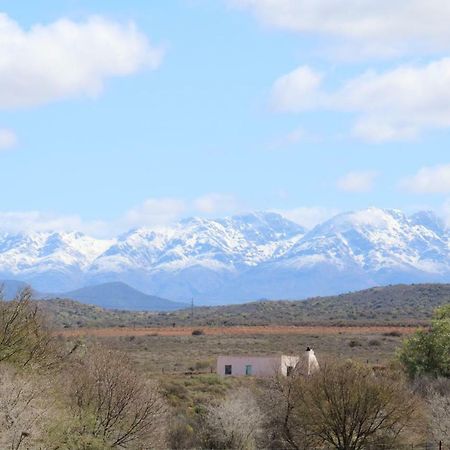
xmin=38 ymin=283 xmax=450 ymax=329
xmin=61 ymin=282 xmax=187 ymax=311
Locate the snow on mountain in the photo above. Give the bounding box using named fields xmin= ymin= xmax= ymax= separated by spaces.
xmin=89 ymin=212 xmax=304 ymax=274
xmin=281 ymin=208 xmax=449 ymax=272
xmin=228 ymin=208 xmax=450 ymax=302
xmin=0 ymin=231 xmax=113 ymax=291
xmin=1 ymin=208 xmax=450 ymax=303
xmin=84 ymin=213 xmax=305 ymax=299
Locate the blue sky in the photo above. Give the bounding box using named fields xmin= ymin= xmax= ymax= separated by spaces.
xmin=1 ymin=0 xmax=450 ymax=235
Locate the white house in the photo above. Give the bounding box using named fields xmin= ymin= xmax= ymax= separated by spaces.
xmin=216 ymin=348 xmax=320 ymax=377
xmin=217 ymin=354 xmax=299 ymax=377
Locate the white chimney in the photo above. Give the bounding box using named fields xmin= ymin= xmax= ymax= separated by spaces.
xmin=305 ymin=347 xmax=320 ymax=375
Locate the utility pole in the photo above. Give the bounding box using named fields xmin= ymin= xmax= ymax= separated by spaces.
xmin=191 ymin=298 xmax=194 ymax=327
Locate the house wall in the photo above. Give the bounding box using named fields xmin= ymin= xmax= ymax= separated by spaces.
xmin=217 ymin=355 xmax=299 ymax=377
xmin=281 ymin=355 xmax=300 ymax=376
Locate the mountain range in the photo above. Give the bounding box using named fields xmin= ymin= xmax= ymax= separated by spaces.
xmin=1 ymin=208 xmax=450 ymax=305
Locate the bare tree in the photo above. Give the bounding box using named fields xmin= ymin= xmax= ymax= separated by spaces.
xmin=202 ymin=388 xmax=265 ymax=450
xmin=0 ymin=364 xmax=54 ymax=450
xmin=263 ymin=361 xmax=421 ymax=450
xmin=298 ymin=361 xmax=420 ymax=450
xmin=260 ymin=374 xmax=318 ymax=450
xmin=0 ymin=287 xmax=54 ymax=368
xmin=67 ymin=348 xmax=167 ymax=448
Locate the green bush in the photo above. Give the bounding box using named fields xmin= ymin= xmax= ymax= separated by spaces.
xmin=399 ymin=305 xmax=450 ymax=378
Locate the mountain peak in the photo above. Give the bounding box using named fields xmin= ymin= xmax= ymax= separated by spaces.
xmin=1 ymin=208 xmax=449 ymax=304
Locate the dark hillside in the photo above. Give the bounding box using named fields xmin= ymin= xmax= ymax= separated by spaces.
xmin=62 ymin=282 xmax=187 ymax=311
xmin=38 ymin=283 xmax=450 ymax=328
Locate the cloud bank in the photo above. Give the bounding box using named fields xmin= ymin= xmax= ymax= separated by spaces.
xmin=231 ymin=0 xmax=450 ymax=57
xmin=401 ymin=164 xmax=450 ymax=194
xmin=0 ymin=194 xmax=241 ymax=237
xmin=271 ymin=59 xmax=450 ymax=142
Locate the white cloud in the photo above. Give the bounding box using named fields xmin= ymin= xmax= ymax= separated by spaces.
xmin=231 ymin=0 xmax=450 ymax=57
xmin=193 ymin=193 xmax=240 ymax=215
xmin=0 ymin=195 xmax=239 ymax=237
xmin=337 ymin=170 xmax=378 ymax=193
xmin=0 ymin=13 xmax=163 ymax=108
xmin=0 ymin=211 xmax=107 ymax=236
xmin=271 ymin=66 xmax=322 ymax=112
xmin=400 ymin=164 xmax=450 ymax=194
xmin=272 ymin=59 xmax=450 ymax=142
xmin=122 ymin=198 xmax=187 ymax=229
xmin=0 ymin=129 xmax=17 ymax=151
xmin=0 ymin=197 xmax=340 ymax=237
xmin=279 ymin=206 xmax=339 ymax=229
xmin=0 ymin=199 xmax=187 ymax=237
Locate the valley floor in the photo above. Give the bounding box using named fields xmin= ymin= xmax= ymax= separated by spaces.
xmin=57 ymin=324 xmax=419 ymax=338
xmin=60 ymin=325 xmax=411 ymax=374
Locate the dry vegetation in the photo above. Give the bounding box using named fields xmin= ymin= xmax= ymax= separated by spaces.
xmin=74 ymin=328 xmax=407 ymax=374
xmin=0 ymin=287 xmax=449 ymax=449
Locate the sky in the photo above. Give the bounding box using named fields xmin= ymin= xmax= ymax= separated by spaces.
xmin=1 ymin=0 xmax=450 ymax=236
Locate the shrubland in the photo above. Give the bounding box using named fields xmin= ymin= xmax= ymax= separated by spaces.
xmin=38 ymin=283 xmax=450 ymax=329
xmin=0 ymin=287 xmax=449 ymax=449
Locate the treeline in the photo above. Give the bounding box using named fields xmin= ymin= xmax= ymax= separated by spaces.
xmin=0 ymin=288 xmax=449 ymax=448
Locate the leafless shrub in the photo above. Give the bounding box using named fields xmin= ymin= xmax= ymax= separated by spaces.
xmin=425 ymin=378 xmax=450 ymax=444
xmin=259 ymin=374 xmax=319 ymax=450
xmin=0 ymin=287 xmax=57 ymax=369
xmin=66 ymin=347 xmax=168 ymax=448
xmin=202 ymin=388 xmax=264 ymax=450
xmin=0 ymin=364 xmax=54 ymax=449
xmin=263 ymin=361 xmax=421 ymax=450
xmin=427 ymin=391 xmax=450 ymax=444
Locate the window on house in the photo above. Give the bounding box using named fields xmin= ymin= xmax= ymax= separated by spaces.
xmin=286 ymin=366 xmax=294 ymax=376
xmin=245 ymin=364 xmax=252 ymax=376
xmin=225 ymin=365 xmax=232 ymax=375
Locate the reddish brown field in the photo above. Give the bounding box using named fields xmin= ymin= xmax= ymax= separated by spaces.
xmin=56 ymin=324 xmax=420 ymax=338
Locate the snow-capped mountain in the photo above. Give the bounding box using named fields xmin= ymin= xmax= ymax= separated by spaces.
xmin=2 ymin=208 xmax=450 ymax=304
xmin=0 ymin=231 xmax=113 ymax=291
xmin=86 ymin=212 xmax=305 ymax=300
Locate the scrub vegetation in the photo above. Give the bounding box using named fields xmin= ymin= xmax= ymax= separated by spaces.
xmin=0 ymin=287 xmax=449 ymax=449
xmin=37 ymin=283 xmax=450 ymax=329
